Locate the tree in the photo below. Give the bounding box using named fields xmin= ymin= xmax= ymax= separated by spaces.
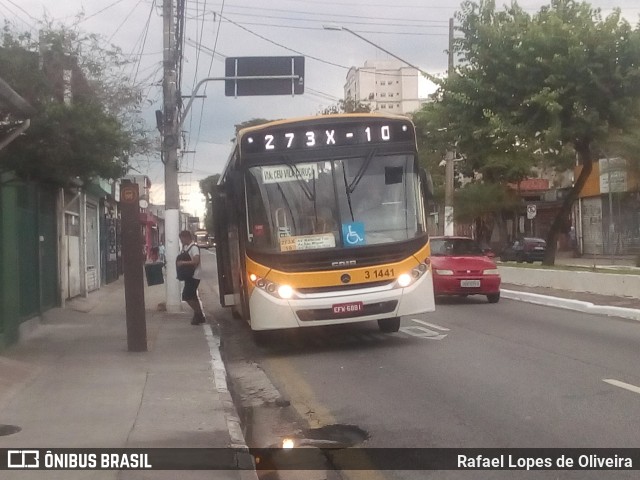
xmin=234 ymin=118 xmax=273 ymax=135
xmin=454 ymin=182 xmax=521 ymax=246
xmin=319 ymin=98 xmax=372 ymax=115
xmin=0 ymin=22 xmax=151 ymax=186
xmin=413 ymin=94 xmax=535 ymax=242
xmin=430 ymin=0 xmax=640 ymax=264
xmin=199 ymin=174 xmax=221 ymax=234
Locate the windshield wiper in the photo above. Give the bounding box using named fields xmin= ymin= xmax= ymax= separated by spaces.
xmin=342 ymin=166 xmax=354 ymax=222
xmin=283 ymin=156 xmax=315 ymax=202
xmin=347 ymin=149 xmax=376 ymax=194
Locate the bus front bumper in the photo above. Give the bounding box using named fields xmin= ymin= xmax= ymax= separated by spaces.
xmin=248 ymin=272 xmax=435 ymax=331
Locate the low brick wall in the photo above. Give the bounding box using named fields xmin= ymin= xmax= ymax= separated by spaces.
xmin=498 ymin=266 xmax=640 ymax=300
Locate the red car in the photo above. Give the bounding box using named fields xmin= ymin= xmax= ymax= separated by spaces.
xmin=430 ymin=236 xmax=501 ymax=303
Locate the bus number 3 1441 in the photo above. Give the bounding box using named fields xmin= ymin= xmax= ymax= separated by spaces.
xmin=364 ymin=268 xmax=395 ymax=280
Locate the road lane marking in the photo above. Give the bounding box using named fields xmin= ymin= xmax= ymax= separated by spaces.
xmin=400 ymin=326 xmax=447 ymax=340
xmin=603 ymin=379 xmax=640 ymax=395
xmin=411 ymin=318 xmax=450 ymax=331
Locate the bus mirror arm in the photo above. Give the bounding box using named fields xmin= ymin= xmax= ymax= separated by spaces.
xmin=419 ymin=167 xmax=435 ymax=202
xmin=228 ymin=171 xmax=244 ymax=196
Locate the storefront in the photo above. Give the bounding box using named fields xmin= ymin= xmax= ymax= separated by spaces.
xmin=576 ymin=158 xmax=640 ymax=256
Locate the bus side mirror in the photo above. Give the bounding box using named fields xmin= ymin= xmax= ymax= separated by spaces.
xmin=419 ymin=168 xmax=434 ymax=202
xmin=227 ymin=170 xmax=244 ymax=195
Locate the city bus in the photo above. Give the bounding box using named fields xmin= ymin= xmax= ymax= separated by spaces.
xmin=213 ymin=113 xmax=435 ymax=335
xmin=194 ymin=230 xmax=212 ymax=249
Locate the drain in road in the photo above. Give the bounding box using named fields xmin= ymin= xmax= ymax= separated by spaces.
xmin=302 ymin=424 xmax=369 ymax=448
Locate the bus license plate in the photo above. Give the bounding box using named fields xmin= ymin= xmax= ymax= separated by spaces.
xmin=332 ymin=301 xmax=364 ymax=315
xmin=460 ymin=280 xmax=481 ymax=288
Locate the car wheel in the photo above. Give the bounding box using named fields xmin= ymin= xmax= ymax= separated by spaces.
xmin=487 ymin=293 xmax=500 ymax=303
xmin=378 ymin=317 xmax=401 ymax=333
xmin=516 ymin=253 xmax=524 ymax=263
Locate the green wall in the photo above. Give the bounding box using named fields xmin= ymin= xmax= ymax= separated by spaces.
xmin=0 ymin=176 xmax=58 ymax=350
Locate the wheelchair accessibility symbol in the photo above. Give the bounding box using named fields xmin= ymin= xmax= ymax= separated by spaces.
xmin=342 ymin=222 xmax=365 ymax=247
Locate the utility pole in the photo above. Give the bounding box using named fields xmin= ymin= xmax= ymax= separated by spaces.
xmin=163 ymin=0 xmax=182 ymax=313
xmin=444 ymin=18 xmax=455 ymax=236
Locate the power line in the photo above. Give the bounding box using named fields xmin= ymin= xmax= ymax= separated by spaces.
xmin=0 ymin=0 xmax=38 ymax=32
xmin=108 ymin=0 xmax=145 ymax=43
xmin=219 ymin=20 xmax=448 ymax=36
xmin=260 ymin=0 xmax=457 ymax=9
xmin=81 ymin=0 xmax=129 ymax=22
xmin=220 ymin=13 xmax=348 ymax=70
xmin=212 ymin=4 xmax=449 ymax=26
xmin=4 ymin=0 xmax=39 ymax=23
xmin=131 ymin=0 xmax=156 ymax=84
xmin=188 ymin=0 xmax=226 ymax=178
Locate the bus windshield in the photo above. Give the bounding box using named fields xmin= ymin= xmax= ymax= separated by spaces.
xmin=246 ymin=153 xmax=424 ymax=253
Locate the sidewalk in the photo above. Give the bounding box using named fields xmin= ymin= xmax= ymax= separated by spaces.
xmin=0 ymin=277 xmax=253 ymax=479
xmin=500 ymin=251 xmax=640 ymax=320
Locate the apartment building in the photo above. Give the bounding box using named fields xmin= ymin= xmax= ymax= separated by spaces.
xmin=344 ymin=60 xmax=425 ymax=114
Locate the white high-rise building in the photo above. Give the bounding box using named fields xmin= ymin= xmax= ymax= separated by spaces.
xmin=344 ymin=60 xmax=425 ymax=114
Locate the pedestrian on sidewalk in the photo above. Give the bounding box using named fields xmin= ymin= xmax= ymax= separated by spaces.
xmin=158 ymin=241 xmax=166 ymax=264
xmin=177 ymin=230 xmax=206 ymax=325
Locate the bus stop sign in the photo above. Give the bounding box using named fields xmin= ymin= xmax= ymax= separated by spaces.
xmin=225 ymin=56 xmax=305 ymax=96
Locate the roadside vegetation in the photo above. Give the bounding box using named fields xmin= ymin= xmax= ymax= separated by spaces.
xmin=414 ymin=0 xmax=640 ymax=266
xmin=0 ymin=21 xmax=151 ymax=187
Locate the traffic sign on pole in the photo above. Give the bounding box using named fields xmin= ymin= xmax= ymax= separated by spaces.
xmin=224 ymin=56 xmax=305 ymax=96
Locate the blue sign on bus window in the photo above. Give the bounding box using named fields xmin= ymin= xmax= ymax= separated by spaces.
xmin=342 ymin=222 xmax=366 ymax=247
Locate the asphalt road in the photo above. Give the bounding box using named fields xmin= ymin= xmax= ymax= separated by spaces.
xmin=200 ymin=251 xmax=640 ymax=479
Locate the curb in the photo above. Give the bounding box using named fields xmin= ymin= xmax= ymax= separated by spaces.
xmin=204 ymin=324 xmax=260 ymax=480
xmin=501 ymin=289 xmax=640 ymax=322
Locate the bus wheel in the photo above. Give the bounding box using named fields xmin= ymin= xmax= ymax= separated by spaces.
xmin=378 ymin=317 xmax=401 ymax=333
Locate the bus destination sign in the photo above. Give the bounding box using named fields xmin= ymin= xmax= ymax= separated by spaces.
xmin=241 ymin=121 xmax=414 ymax=154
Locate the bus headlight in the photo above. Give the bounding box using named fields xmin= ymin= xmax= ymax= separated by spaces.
xmin=397 ymin=273 xmax=413 ymax=287
xmin=277 ymin=285 xmax=294 ymax=299
xmin=250 ymin=273 xmax=296 ymax=299
xmin=396 ymin=260 xmax=430 ymax=288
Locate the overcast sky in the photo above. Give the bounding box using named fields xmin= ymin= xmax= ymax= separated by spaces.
xmin=4 ymin=0 xmax=640 ymax=217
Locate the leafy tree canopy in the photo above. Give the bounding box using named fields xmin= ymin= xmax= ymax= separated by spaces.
xmin=0 ymin=21 xmax=151 ymax=186
xmin=199 ymin=173 xmax=221 ymax=234
xmin=319 ymin=98 xmax=372 ymax=115
xmin=418 ymin=0 xmax=640 ymax=263
xmin=234 ymin=118 xmax=274 ymax=135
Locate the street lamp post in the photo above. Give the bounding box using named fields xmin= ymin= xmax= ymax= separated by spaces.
xmin=323 ymin=25 xmax=441 ymax=84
